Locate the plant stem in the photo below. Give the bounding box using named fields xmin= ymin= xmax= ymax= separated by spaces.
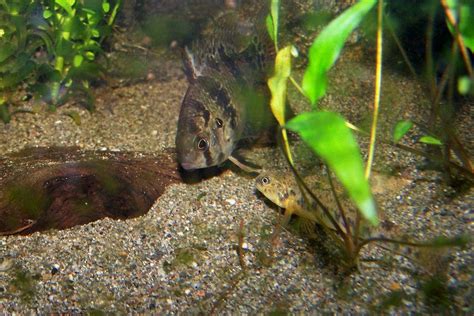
xmin=356 ymin=235 xmax=465 ymax=254
xmin=107 ymin=0 xmax=122 ymax=27
xmin=365 ymin=0 xmax=383 ymax=179
xmin=440 ymin=0 xmax=473 ymax=77
xmin=425 ymin=2 xmax=437 ymax=103
xmin=326 ymin=168 xmax=352 ymax=237
xmin=384 ymin=13 xmax=417 ymax=79
xmin=289 ymin=76 xmax=305 ymax=96
xmin=279 ymin=145 xmax=346 ymax=238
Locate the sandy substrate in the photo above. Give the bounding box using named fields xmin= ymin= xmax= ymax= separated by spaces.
xmin=0 ymin=48 xmax=472 ymax=313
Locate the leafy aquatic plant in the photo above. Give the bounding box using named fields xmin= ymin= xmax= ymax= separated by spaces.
xmin=265 ymin=0 xmax=471 ymax=268
xmin=0 ymin=0 xmax=121 ymax=122
xmin=40 ymin=0 xmax=121 ymax=107
xmin=0 ymin=0 xmax=44 ymax=122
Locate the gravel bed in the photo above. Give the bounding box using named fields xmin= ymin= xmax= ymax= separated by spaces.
xmin=0 ymin=52 xmax=472 ymax=313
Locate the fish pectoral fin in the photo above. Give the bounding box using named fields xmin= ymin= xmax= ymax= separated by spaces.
xmin=228 ymin=154 xmax=261 ymax=173
xmin=281 ymin=208 xmax=293 ymax=227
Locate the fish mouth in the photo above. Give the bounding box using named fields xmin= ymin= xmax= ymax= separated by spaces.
xmin=180 ymin=162 xmax=196 ymax=170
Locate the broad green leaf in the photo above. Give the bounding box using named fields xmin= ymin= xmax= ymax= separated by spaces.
xmin=393 ymin=120 xmax=413 ymax=143
xmin=419 ymin=135 xmax=443 ymax=145
xmin=287 ymin=111 xmax=378 ymax=225
xmin=268 ymin=45 xmax=293 ymax=126
xmin=302 ymin=0 xmax=376 ymax=106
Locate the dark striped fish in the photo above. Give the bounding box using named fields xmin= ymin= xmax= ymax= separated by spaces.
xmin=175 ymin=4 xmax=275 ymax=170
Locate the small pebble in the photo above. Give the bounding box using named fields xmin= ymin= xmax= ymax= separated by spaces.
xmin=226 ymin=198 xmax=237 ymax=205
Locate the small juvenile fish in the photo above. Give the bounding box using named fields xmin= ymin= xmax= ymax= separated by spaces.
xmin=176 ymin=4 xmax=275 ymax=170
xmin=255 ymin=171 xmax=346 ymax=233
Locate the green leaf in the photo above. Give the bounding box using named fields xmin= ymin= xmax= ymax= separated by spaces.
xmin=393 ymin=120 xmax=413 ymax=143
xmin=43 ymin=9 xmax=53 ymax=19
xmin=270 ymin=0 xmax=280 ymax=48
xmin=419 ymin=135 xmax=443 ymax=145
xmin=267 ymin=45 xmax=294 ymax=126
xmin=287 ymin=111 xmax=378 ymax=225
xmin=102 ymin=1 xmax=110 ymax=13
xmin=0 ymin=42 xmax=16 ymax=63
xmin=73 ymin=54 xmax=83 ymax=67
xmin=85 ymin=51 xmax=95 ymax=60
xmin=265 ymin=14 xmax=274 ymax=42
xmin=91 ymin=28 xmax=100 ymax=38
xmin=457 ymin=76 xmax=472 ymax=95
xmin=56 ymin=0 xmax=75 ymax=16
xmin=65 ymin=111 xmax=81 ymax=125
xmin=302 ymin=0 xmax=376 ymax=106
xmin=430 ymin=235 xmax=470 ymax=248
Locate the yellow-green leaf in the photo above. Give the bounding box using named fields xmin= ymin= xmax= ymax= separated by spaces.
xmin=419 ymin=135 xmax=443 ymax=145
xmin=267 ymin=45 xmax=296 ymax=165
xmin=267 ymin=46 xmax=293 ymax=126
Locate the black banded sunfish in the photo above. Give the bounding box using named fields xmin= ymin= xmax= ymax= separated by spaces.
xmin=175 ymin=4 xmax=275 ymax=170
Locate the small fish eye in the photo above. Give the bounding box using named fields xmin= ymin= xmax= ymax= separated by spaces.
xmin=215 ymin=118 xmax=223 ymax=128
xmin=261 ymin=176 xmax=270 ymax=185
xmin=196 ymin=138 xmax=209 ymax=151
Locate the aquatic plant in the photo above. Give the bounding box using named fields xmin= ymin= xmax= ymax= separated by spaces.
xmin=388 ymin=0 xmax=474 ymax=183
xmin=0 ymin=0 xmax=121 ymax=122
xmin=265 ymin=0 xmax=472 ymax=269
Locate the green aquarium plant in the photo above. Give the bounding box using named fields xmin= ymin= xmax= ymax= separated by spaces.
xmin=40 ymin=0 xmax=121 ymax=107
xmin=0 ymin=0 xmax=43 ymax=122
xmin=265 ymin=0 xmax=471 ymax=268
xmin=0 ymin=0 xmax=121 ymax=122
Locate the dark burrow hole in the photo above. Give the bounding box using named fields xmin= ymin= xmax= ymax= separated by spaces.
xmin=0 ymin=147 xmax=183 ymax=235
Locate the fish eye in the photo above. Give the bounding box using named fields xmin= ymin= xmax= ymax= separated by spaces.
xmin=261 ymin=176 xmax=270 ymax=185
xmin=196 ymin=138 xmax=209 ymax=151
xmin=215 ymin=118 xmax=223 ymax=128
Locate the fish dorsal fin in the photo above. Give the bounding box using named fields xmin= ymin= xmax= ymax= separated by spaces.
xmin=182 ymin=46 xmax=204 ymax=82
